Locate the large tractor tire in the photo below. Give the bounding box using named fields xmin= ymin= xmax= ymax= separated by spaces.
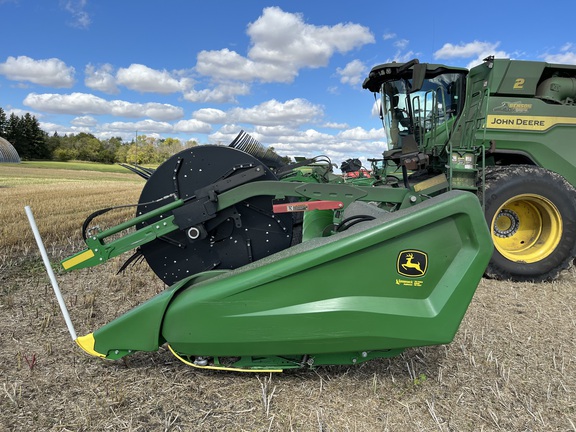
xmin=480 ymin=165 xmax=576 ymax=282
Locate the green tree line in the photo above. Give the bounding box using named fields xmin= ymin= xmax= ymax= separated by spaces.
xmin=0 ymin=107 xmax=197 ymax=164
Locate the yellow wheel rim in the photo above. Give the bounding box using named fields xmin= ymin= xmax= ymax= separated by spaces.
xmin=491 ymin=194 xmax=562 ymax=263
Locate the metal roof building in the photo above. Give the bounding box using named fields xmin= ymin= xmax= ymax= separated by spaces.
xmin=0 ymin=137 xmax=21 ymax=163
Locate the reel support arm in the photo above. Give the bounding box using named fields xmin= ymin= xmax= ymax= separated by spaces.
xmin=61 ymin=199 xmax=184 ymax=271
xmin=61 ymin=179 xmax=421 ymax=272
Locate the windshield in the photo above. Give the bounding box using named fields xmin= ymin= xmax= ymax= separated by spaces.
xmin=380 ymin=72 xmax=465 ymax=150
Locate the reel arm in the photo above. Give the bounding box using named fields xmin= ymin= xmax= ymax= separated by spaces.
xmin=61 ymin=179 xmax=424 ymax=272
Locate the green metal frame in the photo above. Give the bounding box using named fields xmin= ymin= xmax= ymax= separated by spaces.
xmin=61 ymin=180 xmax=428 ymax=272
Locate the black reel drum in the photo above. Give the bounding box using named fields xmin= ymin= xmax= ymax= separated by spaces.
xmin=136 ymin=145 xmax=294 ymax=285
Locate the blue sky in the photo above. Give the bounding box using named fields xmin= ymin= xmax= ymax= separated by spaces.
xmin=1 ymin=0 xmax=576 ymax=164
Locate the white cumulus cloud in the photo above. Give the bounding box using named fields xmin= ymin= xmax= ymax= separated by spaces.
xmin=337 ymin=59 xmax=367 ymax=87
xmin=174 ymin=119 xmax=212 ymax=134
xmin=434 ymin=41 xmax=499 ymax=59
xmin=434 ymin=40 xmax=509 ymax=69
xmin=116 ymin=64 xmax=190 ymax=93
xmin=323 ymin=122 xmax=349 ymax=129
xmin=338 ymin=127 xmax=384 ymax=140
xmin=71 ymin=115 xmax=97 ymax=127
xmin=183 ymin=81 xmax=250 ymax=103
xmin=192 ymin=108 xmax=228 ymax=124
xmin=543 ymin=44 xmax=576 ymax=64
xmin=23 ymin=92 xmax=184 ymax=121
xmin=195 ymin=7 xmax=374 ymax=83
xmin=227 ymin=98 xmax=323 ymax=127
xmin=102 ymin=119 xmax=174 ymax=133
xmin=0 ymin=56 xmax=75 ymax=87
xmin=85 ymin=63 xmax=118 ymax=93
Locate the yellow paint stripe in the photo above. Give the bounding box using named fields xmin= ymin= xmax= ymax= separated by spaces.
xmin=413 ymin=174 xmax=448 ymax=192
xmin=62 ymin=249 xmax=95 ymax=270
xmin=167 ymin=344 xmax=283 ymax=373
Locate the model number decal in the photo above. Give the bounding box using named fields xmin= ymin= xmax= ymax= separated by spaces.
xmin=513 ymin=78 xmax=525 ymax=89
xmin=395 ymin=279 xmax=424 ymax=287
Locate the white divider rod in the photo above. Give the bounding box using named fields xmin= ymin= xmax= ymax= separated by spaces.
xmin=25 ymin=206 xmax=77 ymax=341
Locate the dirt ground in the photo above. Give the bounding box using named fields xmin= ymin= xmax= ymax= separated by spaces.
xmin=3 ymin=260 xmax=575 ymax=432
xmin=1 ymin=165 xmax=575 ymax=431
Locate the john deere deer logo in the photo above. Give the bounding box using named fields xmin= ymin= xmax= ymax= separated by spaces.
xmin=397 ymin=250 xmax=428 ymax=277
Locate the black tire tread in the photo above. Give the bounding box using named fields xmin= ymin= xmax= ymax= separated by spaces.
xmin=479 ymin=165 xmax=576 ymax=282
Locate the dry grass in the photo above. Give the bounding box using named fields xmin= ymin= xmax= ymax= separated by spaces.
xmin=1 ymin=165 xmax=575 ymax=431
xmin=0 ymin=164 xmax=143 ymax=268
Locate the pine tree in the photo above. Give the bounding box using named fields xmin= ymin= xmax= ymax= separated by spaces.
xmin=21 ymin=113 xmax=49 ymax=159
xmin=0 ymin=108 xmax=7 ymax=138
xmin=6 ymin=113 xmax=26 ymax=158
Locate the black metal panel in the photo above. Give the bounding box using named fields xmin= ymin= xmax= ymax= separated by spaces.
xmin=137 ymin=145 xmax=293 ymax=285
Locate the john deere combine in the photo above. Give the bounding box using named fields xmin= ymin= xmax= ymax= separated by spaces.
xmin=38 ymin=132 xmax=493 ymax=371
xmin=362 ymin=57 xmax=576 ymax=282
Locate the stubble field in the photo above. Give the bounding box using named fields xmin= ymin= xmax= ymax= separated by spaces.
xmin=1 ymin=162 xmax=575 ymax=431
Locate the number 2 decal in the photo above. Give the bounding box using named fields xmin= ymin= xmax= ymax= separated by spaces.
xmin=514 ymin=78 xmax=525 ymax=89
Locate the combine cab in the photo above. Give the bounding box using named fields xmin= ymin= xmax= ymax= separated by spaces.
xmin=28 ymin=131 xmax=493 ymax=372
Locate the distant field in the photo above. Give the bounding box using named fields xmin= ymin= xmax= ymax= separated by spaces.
xmin=1 ymin=163 xmax=575 ymax=431
xmin=0 ymin=162 xmax=144 ymax=257
xmin=0 ymin=161 xmax=145 ymax=184
xmin=2 ymin=160 xmax=155 ymax=174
